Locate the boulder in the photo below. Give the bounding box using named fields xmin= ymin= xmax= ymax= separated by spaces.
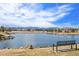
xmin=28 ymin=45 xmax=33 ymax=49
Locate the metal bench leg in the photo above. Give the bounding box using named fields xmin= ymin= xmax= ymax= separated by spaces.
xmin=53 ymin=44 xmax=54 ymax=51
xmin=56 ymin=45 xmax=58 ymax=52
xmin=75 ymin=44 xmax=77 ymax=50
xmin=71 ymin=44 xmax=73 ymax=49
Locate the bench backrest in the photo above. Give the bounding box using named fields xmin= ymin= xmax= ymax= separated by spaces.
xmin=57 ymin=40 xmax=76 ymax=46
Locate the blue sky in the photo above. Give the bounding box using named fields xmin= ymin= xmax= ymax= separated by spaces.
xmin=0 ymin=3 xmax=79 ymax=28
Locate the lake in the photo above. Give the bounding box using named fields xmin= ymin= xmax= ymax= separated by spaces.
xmin=0 ymin=33 xmax=79 ymax=48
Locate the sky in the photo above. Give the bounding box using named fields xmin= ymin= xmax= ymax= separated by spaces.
xmin=0 ymin=3 xmax=79 ymax=28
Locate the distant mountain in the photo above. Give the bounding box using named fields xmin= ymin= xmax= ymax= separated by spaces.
xmin=7 ymin=26 xmax=59 ymax=30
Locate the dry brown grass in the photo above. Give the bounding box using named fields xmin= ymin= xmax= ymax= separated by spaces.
xmin=0 ymin=45 xmax=79 ymax=56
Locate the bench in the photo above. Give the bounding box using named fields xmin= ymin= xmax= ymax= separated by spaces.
xmin=53 ymin=40 xmax=77 ymax=52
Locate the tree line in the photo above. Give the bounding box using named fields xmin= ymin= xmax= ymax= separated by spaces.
xmin=0 ymin=26 xmax=79 ymax=33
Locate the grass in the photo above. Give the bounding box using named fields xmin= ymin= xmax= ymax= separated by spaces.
xmin=0 ymin=45 xmax=79 ymax=56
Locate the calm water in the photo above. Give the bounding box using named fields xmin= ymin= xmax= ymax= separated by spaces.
xmin=0 ymin=33 xmax=79 ymax=48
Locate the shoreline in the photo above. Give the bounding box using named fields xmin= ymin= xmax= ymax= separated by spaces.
xmin=1 ymin=31 xmax=79 ymax=35
xmin=0 ymin=45 xmax=79 ymax=56
xmin=9 ymin=31 xmax=79 ymax=35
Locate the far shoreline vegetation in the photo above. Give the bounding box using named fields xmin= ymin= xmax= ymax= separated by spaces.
xmin=0 ymin=25 xmax=79 ymax=33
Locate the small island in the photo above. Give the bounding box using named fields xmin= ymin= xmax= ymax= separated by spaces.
xmin=0 ymin=26 xmax=14 ymax=40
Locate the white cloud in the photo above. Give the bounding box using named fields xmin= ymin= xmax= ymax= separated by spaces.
xmin=0 ymin=3 xmax=73 ymax=27
xmin=31 ymin=21 xmax=57 ymax=27
xmin=58 ymin=23 xmax=79 ymax=28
